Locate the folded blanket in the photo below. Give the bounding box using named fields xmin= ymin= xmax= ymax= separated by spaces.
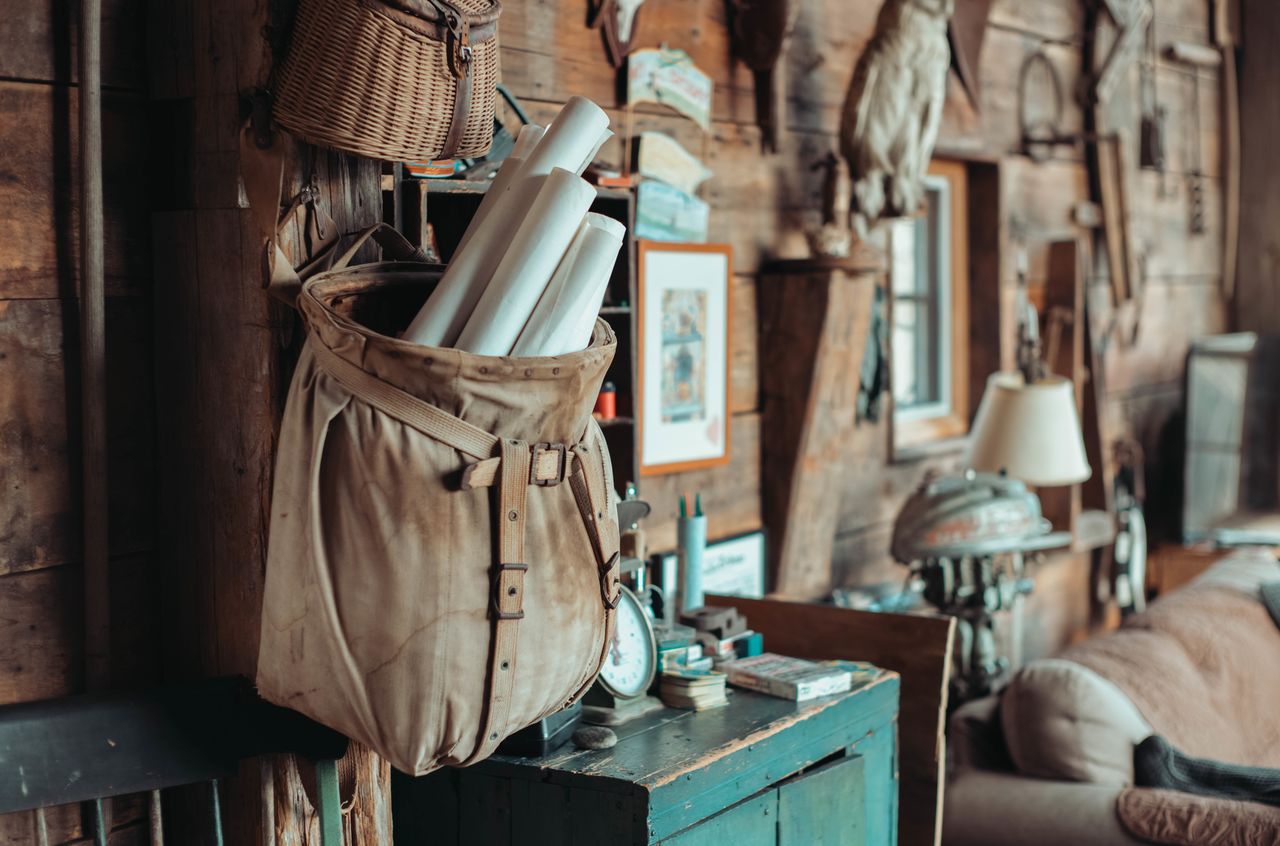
xmin=1117 ymin=787 xmax=1280 ymax=846
xmin=1261 ymin=581 xmax=1280 ymax=630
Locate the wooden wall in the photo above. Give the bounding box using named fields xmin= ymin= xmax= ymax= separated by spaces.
xmin=0 ymin=0 xmax=165 ymax=841
xmin=1238 ymin=0 xmax=1280 ymax=332
xmin=0 ymin=0 xmax=1233 ymax=841
xmin=499 ymin=0 xmax=1227 ymax=638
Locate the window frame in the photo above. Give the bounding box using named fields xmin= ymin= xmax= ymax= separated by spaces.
xmin=889 ymin=158 xmax=971 ymax=453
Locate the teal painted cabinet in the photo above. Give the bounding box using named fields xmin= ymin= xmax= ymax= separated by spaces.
xmin=394 ymin=671 xmax=899 ymax=845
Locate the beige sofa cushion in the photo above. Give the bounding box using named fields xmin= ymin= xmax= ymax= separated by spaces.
xmin=1001 ymin=548 xmax=1280 ymax=786
xmin=1001 ymin=658 xmax=1151 ymax=785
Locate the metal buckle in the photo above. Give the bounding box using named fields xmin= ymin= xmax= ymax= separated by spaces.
xmin=491 ymin=562 xmax=528 ymax=621
xmin=530 ymin=442 xmax=568 ymax=487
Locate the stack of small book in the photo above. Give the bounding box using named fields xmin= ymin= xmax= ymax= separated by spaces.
xmin=659 ymin=668 xmax=729 ymax=711
xmin=725 ymin=653 xmax=864 ymax=702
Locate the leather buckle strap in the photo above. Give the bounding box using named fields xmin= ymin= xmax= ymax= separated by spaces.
xmin=600 ymin=552 xmax=621 ymax=609
xmin=461 ymin=441 xmax=573 ymax=490
xmin=530 ymin=442 xmax=568 ymax=487
xmin=491 ymin=561 xmax=528 ymax=621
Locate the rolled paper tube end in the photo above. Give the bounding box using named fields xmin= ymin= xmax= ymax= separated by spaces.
xmin=511 ymin=124 xmax=545 ymax=160
xmin=585 ymin=212 xmax=626 ymax=239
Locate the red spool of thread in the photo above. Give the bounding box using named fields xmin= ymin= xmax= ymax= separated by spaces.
xmin=594 ymin=381 xmax=617 ymax=420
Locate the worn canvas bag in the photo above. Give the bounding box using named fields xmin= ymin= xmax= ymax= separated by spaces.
xmin=257 ymin=230 xmax=622 ymax=774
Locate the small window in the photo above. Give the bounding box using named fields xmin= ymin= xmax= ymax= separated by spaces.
xmin=889 ymin=159 xmax=970 ymax=451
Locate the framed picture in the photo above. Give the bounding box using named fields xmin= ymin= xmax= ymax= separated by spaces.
xmin=637 ymin=241 xmax=732 ymax=475
xmin=656 ymin=530 xmax=767 ymax=602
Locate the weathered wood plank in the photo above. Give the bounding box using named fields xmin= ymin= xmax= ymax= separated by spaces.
xmin=760 ymin=261 xmax=878 ymax=599
xmin=644 ymin=413 xmax=763 ymax=554
xmin=1237 ymin=0 xmax=1280 ymax=332
xmin=0 ymin=297 xmax=155 ymax=576
xmin=0 ymin=81 xmax=152 ymax=299
xmin=0 ymin=0 xmax=146 ymax=89
xmin=1089 ymin=278 xmax=1226 ymax=395
xmin=0 ymin=553 xmax=159 ymax=705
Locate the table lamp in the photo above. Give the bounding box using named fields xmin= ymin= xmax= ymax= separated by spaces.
xmin=966 ymin=371 xmax=1092 ymax=486
xmin=966 ymin=250 xmax=1091 ymax=487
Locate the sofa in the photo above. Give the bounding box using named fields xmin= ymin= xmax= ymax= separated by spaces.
xmin=943 ymin=547 xmax=1280 ymax=846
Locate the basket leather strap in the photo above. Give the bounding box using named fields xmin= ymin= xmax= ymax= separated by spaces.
xmin=440 ymin=53 xmax=473 ymax=159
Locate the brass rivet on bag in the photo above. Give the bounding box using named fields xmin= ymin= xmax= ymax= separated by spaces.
xmin=508 ymin=510 xmax=518 ymax=521
xmin=524 ymin=368 xmax=533 ymax=377
xmin=500 ymin=660 xmax=510 ymax=670
xmin=479 ymin=366 xmax=488 ymax=374
xmin=507 ymin=586 xmax=517 ymax=596
xmin=490 ymin=732 xmax=499 ymax=740
xmin=552 ymin=367 xmax=560 ymax=375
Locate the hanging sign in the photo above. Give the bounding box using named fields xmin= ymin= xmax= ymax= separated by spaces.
xmin=638 ymin=131 xmax=713 ymax=195
xmin=636 ymin=180 xmax=710 ymax=243
xmin=627 ymin=47 xmax=713 ymax=130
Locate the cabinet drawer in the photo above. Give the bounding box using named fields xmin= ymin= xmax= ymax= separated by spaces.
xmin=661 ymin=790 xmax=778 ymax=846
xmin=778 ymin=755 xmax=866 ymax=846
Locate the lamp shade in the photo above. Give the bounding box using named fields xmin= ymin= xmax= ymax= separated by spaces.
xmin=966 ymin=372 xmax=1092 ymax=486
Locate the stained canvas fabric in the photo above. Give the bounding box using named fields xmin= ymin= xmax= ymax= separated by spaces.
xmin=256 ymin=257 xmax=621 ymax=775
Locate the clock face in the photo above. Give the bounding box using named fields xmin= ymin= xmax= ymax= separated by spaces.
xmin=597 ymin=586 xmax=657 ymax=699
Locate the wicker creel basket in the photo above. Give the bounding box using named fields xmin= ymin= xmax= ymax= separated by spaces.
xmin=274 ymin=0 xmax=501 ymax=162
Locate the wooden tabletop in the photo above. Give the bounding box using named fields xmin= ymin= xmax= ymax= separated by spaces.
xmin=473 ymin=670 xmax=900 ymax=842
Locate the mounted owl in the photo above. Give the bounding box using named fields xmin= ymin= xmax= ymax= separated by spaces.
xmin=840 ymin=0 xmax=953 ymax=237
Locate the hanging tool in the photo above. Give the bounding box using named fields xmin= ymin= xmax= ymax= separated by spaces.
xmin=1212 ymin=0 xmax=1241 ymax=299
xmin=1165 ymin=42 xmax=1221 ymax=236
xmin=1138 ymin=11 xmax=1166 ymax=174
xmin=728 ymin=0 xmax=799 ymax=153
xmin=948 ymin=0 xmax=994 ymax=111
xmin=1089 ymin=0 xmax=1152 ymax=105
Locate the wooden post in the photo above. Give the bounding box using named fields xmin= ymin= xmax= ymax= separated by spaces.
xmin=759 ymin=251 xmax=882 ymax=599
xmin=148 ymin=0 xmax=391 ymax=841
xmin=79 ymin=0 xmax=110 ymax=695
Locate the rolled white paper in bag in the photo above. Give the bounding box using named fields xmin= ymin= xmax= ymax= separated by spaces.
xmin=512 ymin=214 xmax=624 ymax=357
xmin=403 ymin=98 xmax=611 ymax=348
xmin=522 ymin=96 xmax=612 ymax=178
xmin=454 ymin=168 xmax=597 ymax=355
xmin=451 ymin=155 xmax=525 ymax=258
xmin=402 ymin=170 xmax=554 ymax=346
xmin=511 ymin=124 xmax=545 ymax=159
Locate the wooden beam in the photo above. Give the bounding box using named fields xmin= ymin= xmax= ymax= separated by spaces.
xmin=759 ymin=254 xmax=880 ymax=598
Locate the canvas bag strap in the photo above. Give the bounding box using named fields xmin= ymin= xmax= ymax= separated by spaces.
xmin=307 ymin=337 xmax=498 ymax=460
xmin=462 ymin=437 xmax=531 ymax=763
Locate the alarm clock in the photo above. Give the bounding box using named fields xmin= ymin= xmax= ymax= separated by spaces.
xmin=582 ymin=585 xmax=664 ymax=724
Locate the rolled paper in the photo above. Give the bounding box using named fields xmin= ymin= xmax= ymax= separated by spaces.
xmin=403 ymin=98 xmax=611 ymax=348
xmin=511 ymin=124 xmax=545 ymax=160
xmin=454 ymin=168 xmax=597 ymax=355
xmin=402 ymin=171 xmax=546 ymax=346
xmin=512 ymin=213 xmax=624 ymax=357
xmin=521 ymin=96 xmax=611 ymax=179
xmin=450 ymin=154 xmax=525 ymax=260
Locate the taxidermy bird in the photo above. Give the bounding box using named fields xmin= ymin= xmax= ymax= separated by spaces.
xmin=728 ymin=0 xmax=800 ymax=152
xmin=840 ymin=0 xmax=953 ymax=237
